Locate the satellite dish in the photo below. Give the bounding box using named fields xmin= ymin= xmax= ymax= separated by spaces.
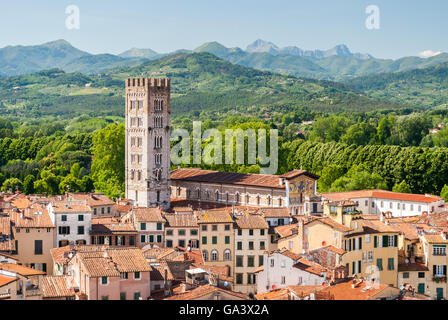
xmin=405 ymin=258 xmax=409 ymax=264
xmin=223 ymin=281 xmax=228 ymax=287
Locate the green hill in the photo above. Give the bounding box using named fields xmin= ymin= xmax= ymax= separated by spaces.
xmin=0 ymin=52 xmax=404 ymax=121
xmin=345 ymin=62 xmax=448 ymax=108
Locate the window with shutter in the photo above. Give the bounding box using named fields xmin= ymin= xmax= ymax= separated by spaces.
xmin=382 ymin=235 xmax=389 ymax=248
xmin=374 ymin=236 xmax=377 ymax=248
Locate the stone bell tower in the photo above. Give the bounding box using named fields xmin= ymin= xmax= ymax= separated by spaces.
xmin=125 ymin=78 xmax=171 ymax=209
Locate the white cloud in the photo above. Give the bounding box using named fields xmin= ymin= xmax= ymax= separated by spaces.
xmin=419 ymin=50 xmax=442 ymax=58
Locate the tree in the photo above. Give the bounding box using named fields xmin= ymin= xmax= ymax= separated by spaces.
xmin=1 ymin=178 xmax=23 ymax=192
xmin=341 ymin=123 xmax=376 ymax=146
xmin=392 ymin=180 xmax=412 ymax=193
xmin=309 ymin=116 xmax=352 ymax=143
xmin=441 ymin=184 xmax=448 ymax=202
xmin=395 ymin=113 xmax=432 ymax=146
xmin=91 ymin=124 xmax=125 ymax=199
xmin=376 ymin=116 xmax=393 ymax=144
xmin=329 ymin=164 xmax=387 ymax=192
xmin=23 ymin=174 xmax=36 ymax=195
xmin=318 ymin=165 xmax=345 ymax=192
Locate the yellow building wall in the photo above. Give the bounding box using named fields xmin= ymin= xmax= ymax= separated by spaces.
xmin=342 ymin=234 xmax=398 ymax=287
xmin=14 ymin=227 xmax=56 ymax=274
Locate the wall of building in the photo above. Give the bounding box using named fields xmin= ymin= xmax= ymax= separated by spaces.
xmin=234 ymin=228 xmax=268 ymax=295
xmin=14 ymin=227 xmax=55 ymax=274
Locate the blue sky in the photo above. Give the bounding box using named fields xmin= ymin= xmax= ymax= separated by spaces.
xmin=0 ymin=0 xmax=447 ymax=59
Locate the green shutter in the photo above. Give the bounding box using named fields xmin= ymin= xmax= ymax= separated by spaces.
xmin=359 ymin=237 xmax=362 ymax=250
xmin=394 ymin=235 xmax=398 ymax=247
xmin=358 ymin=261 xmax=361 ymax=274
xmin=374 ymin=236 xmax=377 ymax=248
xmin=377 ymin=258 xmax=383 ymax=271
xmin=382 ymin=235 xmax=389 ymax=247
xmin=202 ymin=236 xmax=207 ymax=245
xmin=352 ymin=261 xmax=355 ymax=275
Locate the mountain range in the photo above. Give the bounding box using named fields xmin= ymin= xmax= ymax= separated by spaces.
xmin=1 ymin=39 xmax=448 ymax=81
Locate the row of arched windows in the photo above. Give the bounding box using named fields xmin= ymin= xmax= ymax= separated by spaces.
xmin=202 ymin=249 xmax=231 ymax=262
xmin=182 ymin=187 xmax=283 ymax=206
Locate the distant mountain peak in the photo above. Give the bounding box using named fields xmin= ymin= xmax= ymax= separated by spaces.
xmin=119 ymin=48 xmax=158 ymax=59
xmin=246 ymin=39 xmax=279 ymax=53
xmin=244 ymin=40 xmax=373 ymax=60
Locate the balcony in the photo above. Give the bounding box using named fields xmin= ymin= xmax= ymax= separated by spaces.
xmin=432 ymin=275 xmax=447 ymax=283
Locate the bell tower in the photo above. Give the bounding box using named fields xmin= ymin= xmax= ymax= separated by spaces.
xmin=125 ymin=78 xmax=171 ymax=209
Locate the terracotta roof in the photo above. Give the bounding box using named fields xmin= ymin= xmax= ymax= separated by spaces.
xmin=196 ymin=210 xmax=233 ymax=224
xmin=279 ymin=170 xmax=320 ymax=180
xmin=165 ymin=284 xmax=249 ymax=300
xmin=359 ymin=220 xmax=401 ymax=234
xmin=133 ymin=207 xmax=165 ymax=223
xmin=319 ymin=280 xmax=394 ymax=300
xmin=275 ymin=224 xmax=298 ymax=238
xmin=165 ymin=214 xmax=198 ymax=228
xmin=235 ymin=214 xmax=268 ymax=229
xmin=288 ymin=285 xmax=326 ymax=296
xmin=114 ymin=204 xmax=133 ymax=214
xmin=269 ymin=249 xmax=301 ymax=262
xmin=68 ymin=193 xmax=115 ymax=207
xmin=149 ymin=261 xmax=175 ymax=281
xmin=9 ymin=204 xmax=55 ymax=228
xmin=294 ymin=258 xmax=329 ymax=277
xmin=41 ymin=276 xmax=74 ymax=298
xmin=398 ymin=262 xmax=429 ymax=272
xmin=0 ymin=274 xmax=18 ymax=288
xmin=255 ymin=288 xmax=290 ymax=300
xmin=11 ymin=197 xmax=31 ymax=210
xmin=50 ymin=246 xmax=71 ymax=265
xmin=0 ymin=216 xmax=11 ymax=235
xmin=190 ymin=263 xmax=232 ymax=282
xmin=173 ymin=207 xmax=194 ymax=213
xmin=323 ymin=245 xmax=346 ymax=255
xmin=0 ymin=263 xmax=46 ymax=276
xmin=143 ymin=247 xmax=174 ymax=260
xmin=79 ymin=248 xmax=151 ymax=277
xmin=170 ymin=168 xmax=285 ymax=189
xmin=316 ymin=217 xmax=352 ymax=232
xmin=422 ymin=233 xmax=448 ymax=244
xmin=50 ymin=198 xmax=91 ymax=213
xmin=91 ymin=217 xmax=136 ymax=234
xmin=104 ymin=248 xmax=152 ymax=273
xmin=322 ymin=190 xmax=442 ymax=204
xmin=260 ymin=207 xmax=290 ymax=218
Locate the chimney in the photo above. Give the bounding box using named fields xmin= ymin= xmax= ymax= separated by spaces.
xmin=279 ymin=178 xmax=283 ymax=186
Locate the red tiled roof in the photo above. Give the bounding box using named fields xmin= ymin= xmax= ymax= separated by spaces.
xmin=279 ymin=170 xmax=319 ymax=180
xmin=41 ymin=276 xmax=74 ymax=298
xmin=165 ymin=284 xmax=249 ymax=300
xmin=322 ymin=190 xmax=442 ymax=204
xmin=235 ymin=214 xmax=268 ymax=229
xmin=171 ymin=168 xmax=285 ymax=189
xmin=0 ymin=274 xmax=18 ymax=288
xmin=260 ymin=207 xmax=290 ymax=218
xmin=255 ymin=288 xmax=290 ymax=300
xmin=0 ymin=263 xmax=46 ymax=276
xmin=133 ymin=207 xmax=165 ymax=223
